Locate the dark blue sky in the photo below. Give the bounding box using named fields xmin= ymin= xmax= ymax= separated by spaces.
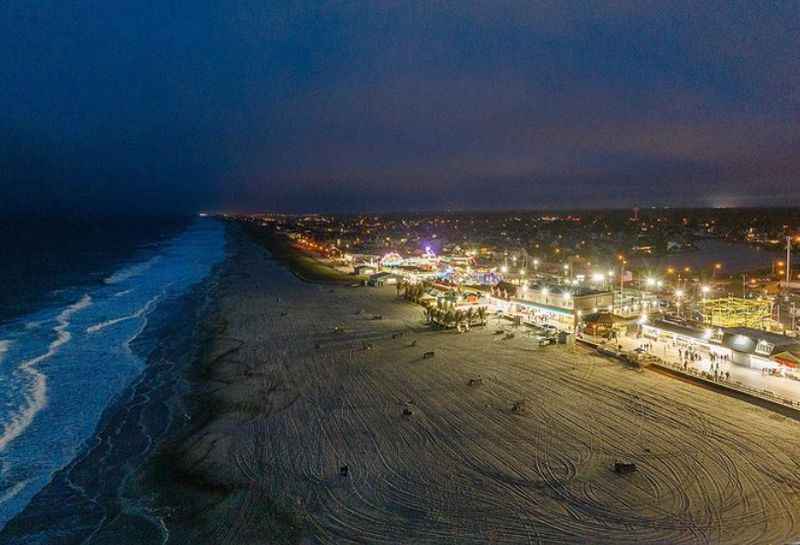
xmin=2 ymin=1 xmax=798 ymax=215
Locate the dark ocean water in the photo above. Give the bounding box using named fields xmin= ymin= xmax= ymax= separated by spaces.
xmin=0 ymin=217 xmax=190 ymax=324
xmin=0 ymin=216 xmax=227 ymax=538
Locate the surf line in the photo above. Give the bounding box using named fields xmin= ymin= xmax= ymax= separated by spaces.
xmin=0 ymin=294 xmax=92 ymax=453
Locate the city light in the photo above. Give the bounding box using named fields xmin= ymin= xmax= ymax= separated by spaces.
xmin=645 ymin=277 xmax=656 ymax=287
xmin=701 ymin=285 xmax=710 ymax=294
xmin=591 ymin=272 xmax=605 ymax=283
xmin=675 ymin=289 xmax=685 ymax=297
xmin=501 ymin=265 xmax=508 ymax=273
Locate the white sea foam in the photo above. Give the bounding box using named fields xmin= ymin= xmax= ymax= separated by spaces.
xmin=86 ymin=294 xmax=161 ymax=334
xmin=0 ymin=341 xmax=10 ymax=365
xmin=104 ymin=256 xmax=160 ymax=285
xmin=0 ymin=294 xmax=92 ymax=453
xmin=113 ymin=289 xmax=134 ymax=297
xmin=0 ymin=479 xmax=29 ymax=507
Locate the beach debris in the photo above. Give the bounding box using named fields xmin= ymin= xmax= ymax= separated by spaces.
xmin=392 ymin=332 xmax=404 ymax=339
xmin=355 ymin=309 xmax=363 ymax=315
xmin=504 ymin=333 xmax=515 ymax=340
xmin=495 ymin=330 xmax=505 ymax=335
xmin=402 ymin=407 xmax=413 ymax=417
xmin=468 ymin=377 xmax=483 ymax=387
xmin=362 ymin=342 xmax=374 ymax=351
xmin=315 ymin=342 xmax=321 ymax=349
xmin=340 ymin=464 xmax=349 ymax=477
xmin=409 ymin=339 xmax=417 ymax=347
xmin=614 ymin=461 xmax=637 ymax=474
xmin=334 ymin=325 xmax=345 ymax=334
xmin=511 ymin=399 xmax=528 ymax=414
xmin=422 ymin=351 xmax=435 ymax=359
xmin=372 ymin=314 xmax=383 ymax=320
xmin=280 ymin=311 xmax=288 ymax=317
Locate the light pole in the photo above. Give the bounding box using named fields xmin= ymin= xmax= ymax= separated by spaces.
xmin=787 ymin=235 xmax=793 ymax=290
xmin=675 ymin=289 xmax=685 ymax=318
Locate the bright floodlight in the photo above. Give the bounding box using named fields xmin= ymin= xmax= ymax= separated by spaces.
xmin=501 ymin=265 xmax=508 ymax=273
xmin=563 ymin=263 xmax=569 ymax=270
xmin=675 ymin=289 xmax=685 ymax=297
xmin=646 ymin=277 xmax=656 ymax=287
xmin=701 ymin=285 xmax=710 ymax=294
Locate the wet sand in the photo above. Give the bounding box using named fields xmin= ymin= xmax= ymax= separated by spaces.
xmin=149 ymin=226 xmax=800 ymax=545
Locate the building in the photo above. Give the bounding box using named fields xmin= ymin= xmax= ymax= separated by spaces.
xmin=368 ymin=272 xmax=402 ymax=286
xmin=641 ymin=319 xmax=800 ymax=371
xmin=354 ymin=264 xmax=378 ymax=276
xmin=492 ymin=283 xmax=614 ymax=332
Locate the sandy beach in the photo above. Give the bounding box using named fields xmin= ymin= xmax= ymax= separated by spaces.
xmin=150 ymin=225 xmax=800 ymax=545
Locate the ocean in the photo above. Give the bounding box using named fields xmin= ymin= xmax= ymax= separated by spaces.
xmin=0 ymin=216 xmax=227 ymax=538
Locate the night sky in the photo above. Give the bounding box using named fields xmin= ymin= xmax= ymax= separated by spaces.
xmin=2 ymin=1 xmax=799 ymax=215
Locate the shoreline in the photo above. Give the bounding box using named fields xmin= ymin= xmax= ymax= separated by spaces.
xmin=0 ymin=221 xmax=229 ymax=544
xmin=133 ymin=222 xmax=305 ymax=544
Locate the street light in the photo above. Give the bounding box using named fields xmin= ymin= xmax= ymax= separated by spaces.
xmin=501 ymin=265 xmax=508 ymax=274
xmin=646 ymin=277 xmax=656 ymax=287
xmin=675 ymin=289 xmax=684 ymax=317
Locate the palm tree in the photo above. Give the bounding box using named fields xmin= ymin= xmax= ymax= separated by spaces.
xmin=454 ymin=309 xmax=465 ymax=329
